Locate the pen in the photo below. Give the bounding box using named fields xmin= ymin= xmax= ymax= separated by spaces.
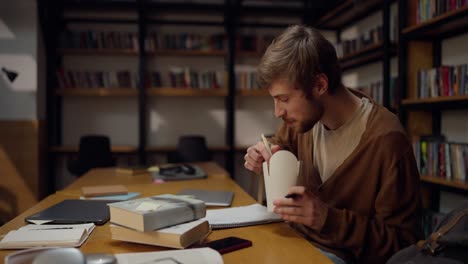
xmin=261 ymin=133 xmax=272 ymax=156
xmin=29 ymin=227 xmax=75 ymax=230
xmin=285 ymin=193 xmax=301 ymax=199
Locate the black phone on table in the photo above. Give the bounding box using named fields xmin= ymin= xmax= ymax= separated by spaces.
xmin=204 ymin=236 xmax=252 ymax=254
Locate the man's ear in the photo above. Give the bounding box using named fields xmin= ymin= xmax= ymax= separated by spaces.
xmin=314 ymin=73 xmax=329 ymax=96
xmin=312 ymin=73 xmax=328 ymax=97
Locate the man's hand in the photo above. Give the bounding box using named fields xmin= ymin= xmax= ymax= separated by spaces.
xmin=273 ymin=186 xmax=328 ymax=231
xmin=244 ymin=141 xmax=281 ymax=174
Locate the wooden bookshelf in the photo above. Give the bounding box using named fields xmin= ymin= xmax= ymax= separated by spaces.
xmin=403 ymin=5 xmax=468 ymax=39
xmin=149 ymin=49 xmax=226 ymax=57
xmin=51 ymin=145 xmax=138 ymax=154
xmin=147 ymin=88 xmax=228 ymax=97
xmin=399 ymin=1 xmax=468 ymax=210
xmin=58 ymin=48 xmax=139 ymax=56
xmin=402 ymin=95 xmax=468 ymax=106
xmin=237 ymin=51 xmax=262 ymax=58
xmin=339 ymin=43 xmax=397 ymax=71
xmin=56 ymin=88 xmax=138 ymax=97
xmin=145 ymin=145 xmax=230 ymax=153
xmin=315 ymin=0 xmax=397 ymax=29
xmin=237 ymin=89 xmax=270 ymax=97
xmin=421 ymin=175 xmax=468 ymax=191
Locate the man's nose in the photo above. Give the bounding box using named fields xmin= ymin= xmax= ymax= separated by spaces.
xmin=274 ymin=104 xmax=284 ymax=118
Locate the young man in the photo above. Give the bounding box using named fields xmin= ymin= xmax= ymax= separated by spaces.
xmin=244 ymin=25 xmax=421 ymax=264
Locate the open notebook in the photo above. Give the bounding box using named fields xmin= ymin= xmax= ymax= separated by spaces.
xmin=204 ymin=203 xmax=282 ymax=229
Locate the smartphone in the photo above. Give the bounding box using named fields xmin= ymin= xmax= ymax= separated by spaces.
xmin=204 ymin=236 xmax=252 ymax=254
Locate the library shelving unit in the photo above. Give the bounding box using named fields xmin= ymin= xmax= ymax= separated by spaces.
xmin=39 ymin=0 xmax=342 ymax=193
xmin=398 ymin=1 xmax=468 ymax=210
xmin=315 ymin=0 xmax=398 ymax=110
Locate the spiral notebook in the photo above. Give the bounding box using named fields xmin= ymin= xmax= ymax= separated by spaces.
xmin=204 ymin=204 xmax=282 ymax=229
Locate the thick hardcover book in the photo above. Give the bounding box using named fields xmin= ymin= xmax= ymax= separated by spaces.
xmin=109 ymin=194 xmax=206 ymax=232
xmin=110 ymin=219 xmax=210 ymax=249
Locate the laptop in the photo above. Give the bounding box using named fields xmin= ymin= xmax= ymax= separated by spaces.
xmin=25 ymin=199 xmax=111 ymax=225
xmin=178 ymin=189 xmax=234 ymax=207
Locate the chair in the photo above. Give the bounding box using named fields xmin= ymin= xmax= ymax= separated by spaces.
xmin=168 ymin=135 xmax=212 ymax=163
xmin=0 ymin=146 xmax=37 ymax=225
xmin=67 ymin=135 xmax=116 ymax=177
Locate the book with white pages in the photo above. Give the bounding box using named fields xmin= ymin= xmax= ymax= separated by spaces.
xmin=204 ymin=203 xmax=282 ymax=229
xmin=115 ymin=248 xmax=223 ymax=264
xmin=110 ymin=218 xmax=211 ymax=248
xmin=0 ymin=223 xmax=95 ymax=249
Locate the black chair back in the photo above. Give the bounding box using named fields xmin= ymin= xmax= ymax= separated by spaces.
xmin=168 ymin=136 xmax=212 ymax=163
xmin=68 ymin=135 xmax=115 ymax=176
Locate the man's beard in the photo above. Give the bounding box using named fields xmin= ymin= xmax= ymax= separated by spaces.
xmin=297 ymin=115 xmax=321 ymax=133
xmin=294 ymin=99 xmax=324 ymax=133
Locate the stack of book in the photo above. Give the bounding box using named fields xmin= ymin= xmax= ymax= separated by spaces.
xmin=416 ymin=64 xmax=468 ymax=98
xmin=60 ymin=30 xmax=138 ymax=50
xmin=334 ymin=24 xmax=384 ymax=58
xmin=109 ymin=194 xmax=210 ymax=249
xmin=412 ymin=137 xmax=467 ymax=180
xmin=56 ymin=69 xmax=140 ymax=89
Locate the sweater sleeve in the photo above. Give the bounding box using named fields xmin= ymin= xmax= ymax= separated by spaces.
xmin=271 ymin=123 xmax=298 ymax=154
xmin=317 ymin=145 xmax=421 ymax=263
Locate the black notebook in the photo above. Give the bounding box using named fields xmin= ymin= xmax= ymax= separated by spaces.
xmin=25 ymin=199 xmax=111 ymax=225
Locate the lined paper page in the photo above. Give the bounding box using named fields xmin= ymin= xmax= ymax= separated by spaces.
xmin=204 ymin=204 xmax=282 ymax=229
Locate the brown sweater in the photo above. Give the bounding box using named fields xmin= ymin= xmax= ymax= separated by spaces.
xmin=272 ymin=93 xmax=421 ymax=263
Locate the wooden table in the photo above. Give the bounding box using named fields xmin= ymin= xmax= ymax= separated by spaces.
xmin=0 ymin=162 xmax=331 ymax=264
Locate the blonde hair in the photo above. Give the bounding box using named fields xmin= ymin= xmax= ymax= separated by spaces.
xmin=257 ymin=25 xmax=342 ymax=95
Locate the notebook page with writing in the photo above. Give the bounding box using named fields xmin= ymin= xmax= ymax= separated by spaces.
xmin=204 ymin=203 xmax=282 ymax=229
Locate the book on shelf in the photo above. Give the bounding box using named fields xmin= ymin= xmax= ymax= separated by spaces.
xmin=416 ymin=64 xmax=468 ymax=98
xmin=109 ymin=194 xmax=206 ymax=232
xmin=59 ymin=30 xmax=138 ymax=50
xmin=0 ymin=223 xmax=95 ymax=249
xmin=81 ymin=184 xmax=128 ymax=197
xmin=334 ymin=24 xmax=385 ymax=59
xmin=110 ymin=218 xmax=210 ymax=249
xmin=168 ymin=67 xmax=225 ymax=89
xmin=413 ymin=136 xmax=467 ymax=181
xmin=146 ymin=32 xmax=226 ymax=52
xmin=236 ymin=34 xmax=274 ymax=54
xmin=422 ymin=209 xmax=447 ymax=237
xmin=235 ymin=65 xmax=258 ymax=90
xmin=144 ymin=71 xmax=162 ymax=88
xmin=56 ymin=69 xmax=143 ymax=89
xmin=416 ymin=0 xmax=468 ymax=24
xmin=354 ymin=77 xmax=399 ymax=108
